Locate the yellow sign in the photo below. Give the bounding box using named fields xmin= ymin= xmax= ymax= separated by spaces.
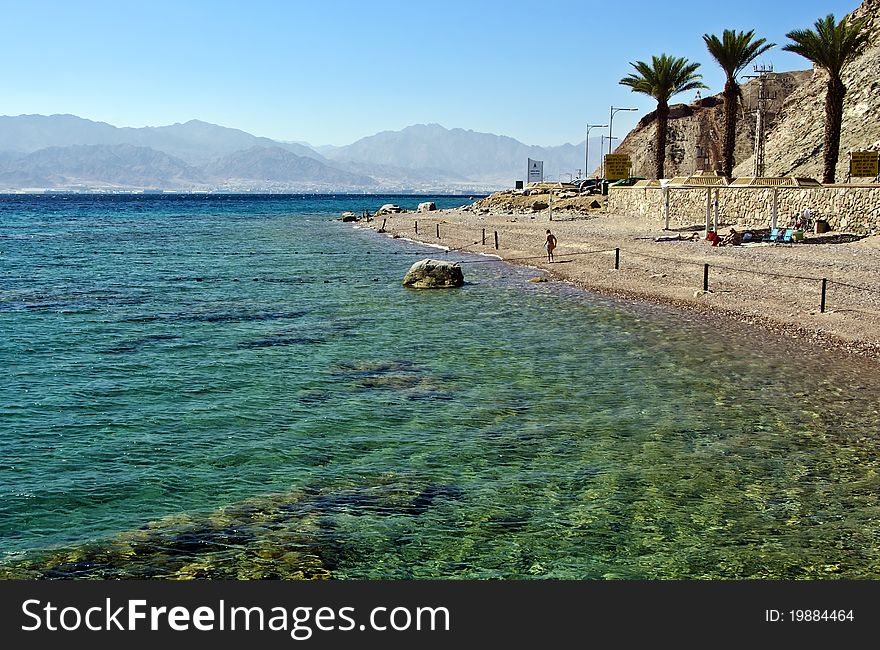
xmin=604 ymin=154 xmax=632 ymax=180
xmin=850 ymin=151 xmax=879 ymax=177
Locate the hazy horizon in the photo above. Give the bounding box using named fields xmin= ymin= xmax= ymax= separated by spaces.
xmin=0 ymin=113 xmax=598 ymax=149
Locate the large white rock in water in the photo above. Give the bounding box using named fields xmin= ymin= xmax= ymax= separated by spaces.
xmin=402 ymin=258 xmax=464 ymax=289
xmin=376 ymin=204 xmax=402 ymax=215
xmin=417 ymin=201 xmax=437 ymax=213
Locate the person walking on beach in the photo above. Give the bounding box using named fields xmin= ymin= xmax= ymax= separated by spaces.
xmin=545 ymin=229 xmax=557 ymax=262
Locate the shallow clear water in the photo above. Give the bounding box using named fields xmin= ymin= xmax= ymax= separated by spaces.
xmin=1 ymin=194 xmax=879 ymax=579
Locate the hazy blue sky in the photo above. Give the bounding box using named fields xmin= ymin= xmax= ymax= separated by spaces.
xmin=0 ymin=0 xmax=863 ymax=146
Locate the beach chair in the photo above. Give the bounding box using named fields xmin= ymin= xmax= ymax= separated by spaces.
xmin=781 ymin=229 xmax=795 ymax=245
xmin=762 ymin=228 xmax=782 ymax=243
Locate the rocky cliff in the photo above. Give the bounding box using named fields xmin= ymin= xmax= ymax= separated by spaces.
xmin=614 ymin=0 xmax=879 ymax=181
xmin=613 ymin=72 xmax=810 ymax=179
xmin=734 ymin=0 xmax=880 ymax=181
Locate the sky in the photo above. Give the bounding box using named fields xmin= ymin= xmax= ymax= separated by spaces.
xmin=0 ymin=0 xmax=864 ymax=147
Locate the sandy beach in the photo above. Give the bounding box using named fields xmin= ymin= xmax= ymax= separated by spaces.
xmin=369 ymin=201 xmax=880 ymax=359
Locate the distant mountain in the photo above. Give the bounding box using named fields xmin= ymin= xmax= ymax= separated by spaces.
xmin=0 ymin=115 xmax=326 ymax=165
xmin=0 ymin=143 xmax=379 ymax=191
xmin=204 ymin=146 xmax=374 ymax=186
xmin=0 ymin=144 xmax=203 ymax=189
xmin=334 ymin=159 xmax=470 ymax=185
xmin=0 ymin=115 xmax=604 ymax=191
xmin=323 ymin=123 xmax=602 ymax=183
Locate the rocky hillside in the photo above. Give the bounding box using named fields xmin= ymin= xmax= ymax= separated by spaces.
xmin=0 ymin=144 xmax=379 ymax=191
xmin=0 ymin=144 xmax=204 ymax=189
xmin=734 ymin=0 xmax=880 ymax=181
xmin=614 ymin=71 xmax=810 ymax=179
xmin=203 ymin=146 xmax=374 ymax=186
xmin=615 ymin=0 xmax=879 ymax=181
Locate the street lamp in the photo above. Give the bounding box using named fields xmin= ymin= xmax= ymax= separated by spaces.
xmin=585 ymin=123 xmax=608 ymax=180
xmin=608 ymin=106 xmax=638 ymax=155
xmin=600 ymin=136 xmax=618 ymax=178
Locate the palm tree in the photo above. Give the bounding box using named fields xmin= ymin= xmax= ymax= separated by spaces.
xmin=783 ymin=14 xmax=873 ymax=183
xmin=703 ymin=30 xmax=774 ymax=179
xmin=620 ymin=54 xmax=706 ymax=179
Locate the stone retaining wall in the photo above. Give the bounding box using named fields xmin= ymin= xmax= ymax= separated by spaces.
xmin=607 ymin=185 xmax=880 ymax=234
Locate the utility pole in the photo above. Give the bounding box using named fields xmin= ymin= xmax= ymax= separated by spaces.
xmin=744 ymin=64 xmax=775 ymax=178
xmin=585 ymin=123 xmax=608 ymax=179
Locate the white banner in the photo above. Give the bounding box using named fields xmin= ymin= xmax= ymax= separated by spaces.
xmin=527 ymin=159 xmax=543 ymax=183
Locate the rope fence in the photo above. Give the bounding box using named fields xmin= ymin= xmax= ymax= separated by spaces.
xmin=408 ymin=218 xmax=878 ymax=314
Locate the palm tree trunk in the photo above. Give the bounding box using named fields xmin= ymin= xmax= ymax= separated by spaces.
xmin=655 ymin=100 xmax=669 ymax=179
xmin=823 ymin=75 xmax=846 ymax=184
xmin=722 ymin=79 xmax=738 ymax=179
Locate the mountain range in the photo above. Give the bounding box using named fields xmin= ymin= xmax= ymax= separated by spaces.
xmin=0 ymin=115 xmax=601 ymax=192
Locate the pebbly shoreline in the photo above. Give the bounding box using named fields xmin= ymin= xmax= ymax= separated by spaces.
xmin=366 ymin=203 xmax=880 ymax=361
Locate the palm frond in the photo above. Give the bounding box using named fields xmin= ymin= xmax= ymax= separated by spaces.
xmin=783 ymin=13 xmax=873 ymax=76
xmin=704 ymin=29 xmax=775 ymax=80
xmin=618 ymin=53 xmax=707 ymax=103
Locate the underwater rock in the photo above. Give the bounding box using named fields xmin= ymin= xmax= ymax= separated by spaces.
xmin=0 ymin=475 xmax=466 ymax=581
xmin=402 ymin=259 xmax=464 ymax=289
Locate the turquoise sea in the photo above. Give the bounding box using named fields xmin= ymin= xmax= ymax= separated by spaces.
xmin=1 ymin=194 xmax=879 ymax=579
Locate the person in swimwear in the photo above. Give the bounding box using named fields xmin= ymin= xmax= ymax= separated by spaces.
xmin=545 ymin=229 xmax=557 ymax=262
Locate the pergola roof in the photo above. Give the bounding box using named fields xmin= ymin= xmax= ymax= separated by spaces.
xmin=729 ymin=177 xmax=821 ymax=187
xmin=667 ymin=173 xmax=729 ymax=187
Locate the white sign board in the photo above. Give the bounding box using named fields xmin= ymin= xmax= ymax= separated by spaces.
xmin=527 ymin=158 xmax=544 ymax=183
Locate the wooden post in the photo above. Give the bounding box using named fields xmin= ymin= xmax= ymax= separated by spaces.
xmin=494 ymin=231 xmax=499 ymax=250
xmin=820 ymin=278 xmax=827 ymax=313
xmin=703 ymin=263 xmax=709 ymax=291
xmin=549 ymin=190 xmax=553 ymax=221
xmin=436 ymin=223 xmax=440 ymax=238
xmin=381 ymin=218 xmax=386 ymax=231
xmin=614 ymin=247 xmax=620 ymax=269
xmin=414 ymin=221 xmax=418 ymax=235
xmin=482 ymin=228 xmax=486 ymax=245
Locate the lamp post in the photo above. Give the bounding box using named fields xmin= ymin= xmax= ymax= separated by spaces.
xmin=600 ymin=136 xmax=618 ymax=178
xmin=608 ymin=106 xmax=638 ymax=156
xmin=585 ymin=123 xmax=608 ymax=180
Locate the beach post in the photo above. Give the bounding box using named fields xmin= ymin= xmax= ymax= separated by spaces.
xmin=614 ymin=247 xmax=620 ymax=269
xmin=482 ymin=228 xmax=486 ymax=245
xmin=436 ymin=223 xmax=440 ymax=238
xmin=381 ymin=218 xmax=387 ymax=231
xmin=820 ymin=278 xmax=827 ymax=313
xmin=494 ymin=231 xmax=499 ymax=250
xmin=415 ymin=221 xmax=418 ymax=235
xmin=703 ymin=263 xmax=709 ymax=291
xmin=549 ymin=191 xmax=553 ymax=221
